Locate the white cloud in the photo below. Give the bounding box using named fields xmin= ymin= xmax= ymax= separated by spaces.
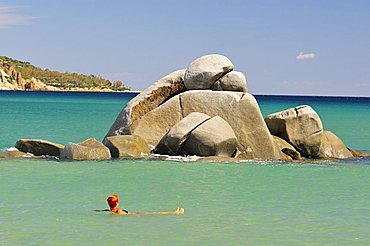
xmin=0 ymin=6 xmax=38 ymax=28
xmin=296 ymin=52 xmax=316 ymax=60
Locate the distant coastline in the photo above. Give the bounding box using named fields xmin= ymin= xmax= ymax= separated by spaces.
xmin=0 ymin=89 xmax=140 ymax=94
xmin=254 ymin=94 xmax=370 ymax=99
xmin=0 ymin=56 xmax=130 ymax=92
xmin=2 ymin=90 xmax=370 ymax=99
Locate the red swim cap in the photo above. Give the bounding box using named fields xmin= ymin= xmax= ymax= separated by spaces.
xmin=107 ymin=194 xmax=119 ymax=209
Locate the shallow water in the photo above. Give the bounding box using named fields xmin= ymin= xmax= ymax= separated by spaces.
xmin=1 ymin=158 xmax=370 ymax=245
xmin=1 ymin=91 xmax=370 ymax=245
xmin=0 ymin=91 xmax=136 ymax=149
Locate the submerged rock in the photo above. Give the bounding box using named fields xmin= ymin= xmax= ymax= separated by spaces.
xmin=105 ymin=135 xmax=150 ymax=158
xmin=155 ymin=112 xmax=211 ymax=155
xmin=15 ymin=139 xmax=64 ymax=156
xmin=0 ymin=149 xmax=33 ymax=158
xmin=184 ymin=54 xmax=234 ymax=90
xmin=347 ymin=148 xmax=370 ymax=157
xmin=60 ymin=138 xmax=111 ymax=160
xmin=197 ymin=156 xmax=246 ymax=163
xmin=265 ymin=105 xmax=323 ymax=158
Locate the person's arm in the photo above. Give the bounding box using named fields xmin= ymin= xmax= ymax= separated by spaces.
xmin=94 ymin=208 xmax=128 ymax=214
xmin=128 ymin=207 xmax=184 ymax=215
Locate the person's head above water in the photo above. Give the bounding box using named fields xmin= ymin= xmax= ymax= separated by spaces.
xmin=107 ymin=194 xmax=119 ymax=209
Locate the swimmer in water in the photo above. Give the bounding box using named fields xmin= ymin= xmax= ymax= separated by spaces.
xmin=95 ymin=194 xmax=185 ymax=215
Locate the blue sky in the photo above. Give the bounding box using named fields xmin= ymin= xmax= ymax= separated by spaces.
xmin=1 ymin=0 xmax=370 ymax=96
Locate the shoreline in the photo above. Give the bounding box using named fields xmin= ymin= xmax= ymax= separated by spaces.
xmin=1 ymin=89 xmax=368 ymax=99
xmin=0 ymin=89 xmax=141 ymax=94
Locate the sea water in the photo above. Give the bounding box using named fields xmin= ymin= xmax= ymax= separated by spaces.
xmin=0 ymin=91 xmax=369 ymax=245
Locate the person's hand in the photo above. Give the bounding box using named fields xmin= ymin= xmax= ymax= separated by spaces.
xmin=175 ymin=206 xmax=185 ymax=214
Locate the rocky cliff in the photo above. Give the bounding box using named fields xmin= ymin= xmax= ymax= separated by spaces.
xmin=0 ymin=63 xmax=57 ymax=91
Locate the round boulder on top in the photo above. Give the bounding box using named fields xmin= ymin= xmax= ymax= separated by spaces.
xmin=184 ymin=54 xmax=234 ymax=90
xmin=182 ymin=116 xmax=238 ymax=157
xmin=211 ymin=71 xmax=247 ymax=92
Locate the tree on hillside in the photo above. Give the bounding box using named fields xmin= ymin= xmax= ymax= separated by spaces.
xmin=113 ymin=80 xmax=123 ymax=88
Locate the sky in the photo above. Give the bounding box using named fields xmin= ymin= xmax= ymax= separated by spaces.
xmin=1 ymin=0 xmax=370 ymax=96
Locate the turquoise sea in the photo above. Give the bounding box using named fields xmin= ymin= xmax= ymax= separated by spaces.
xmin=1 ymin=91 xmax=369 ymax=245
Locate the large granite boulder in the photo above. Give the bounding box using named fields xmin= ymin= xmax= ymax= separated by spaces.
xmin=182 ymin=116 xmax=237 ymax=157
xmin=318 ymin=131 xmax=353 ymax=159
xmin=109 ymin=90 xmax=280 ymax=159
xmin=181 ymin=91 xmax=282 ymax=159
xmin=15 ymin=139 xmax=64 ymax=156
xmin=104 ymin=69 xmax=186 ymax=142
xmin=105 ymin=135 xmax=150 ymax=158
xmin=273 ymin=136 xmax=301 ymax=160
xmin=211 ymin=71 xmax=247 ymax=92
xmin=122 ymin=90 xmax=281 ymax=159
xmin=184 ymin=54 xmax=234 ymax=90
xmin=60 ymin=138 xmax=111 ymax=160
xmin=129 ymin=95 xmax=183 ymax=147
xmin=155 ymin=112 xmax=211 ymax=155
xmin=121 ymin=90 xmax=283 ymax=159
xmin=264 ymin=105 xmax=323 ymax=158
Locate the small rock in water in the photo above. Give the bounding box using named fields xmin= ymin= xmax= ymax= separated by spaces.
xmin=15 ymin=139 xmax=64 ymax=156
xmin=60 ymin=138 xmax=111 ymax=160
xmin=0 ymin=149 xmax=33 ymax=158
xmin=105 ymin=135 xmax=150 ymax=158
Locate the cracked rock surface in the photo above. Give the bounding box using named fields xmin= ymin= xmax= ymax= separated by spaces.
xmin=265 ymin=105 xmax=324 ymax=157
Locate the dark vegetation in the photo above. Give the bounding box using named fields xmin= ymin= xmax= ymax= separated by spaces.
xmin=0 ymin=56 xmax=130 ymax=90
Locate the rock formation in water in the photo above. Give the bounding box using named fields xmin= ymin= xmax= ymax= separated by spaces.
xmin=3 ymin=54 xmax=367 ymax=161
xmin=265 ymin=105 xmax=353 ymax=159
xmin=102 ymin=54 xmax=363 ymax=161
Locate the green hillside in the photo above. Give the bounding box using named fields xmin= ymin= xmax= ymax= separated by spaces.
xmin=0 ymin=56 xmax=130 ymax=90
